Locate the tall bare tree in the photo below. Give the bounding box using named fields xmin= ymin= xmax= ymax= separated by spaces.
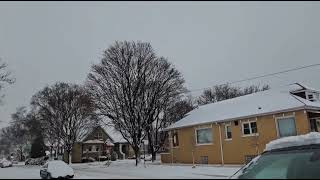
xmin=197 ymin=84 xmax=270 ymax=106
xmin=31 ymin=82 xmax=98 ymax=164
xmin=86 ymin=41 xmax=186 ymax=165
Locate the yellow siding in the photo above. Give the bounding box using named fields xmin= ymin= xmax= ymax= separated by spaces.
xmin=161 ymin=110 xmax=310 ymax=164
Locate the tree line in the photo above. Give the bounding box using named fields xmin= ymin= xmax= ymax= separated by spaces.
xmin=0 ymin=41 xmax=269 ymax=165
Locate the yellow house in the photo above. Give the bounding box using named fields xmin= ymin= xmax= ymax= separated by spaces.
xmin=161 ymin=83 xmax=320 ymax=165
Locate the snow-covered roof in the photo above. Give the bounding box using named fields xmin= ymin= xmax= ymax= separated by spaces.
xmin=83 ymin=139 xmax=105 ymax=144
xmin=165 ymin=84 xmax=320 ymax=131
xmin=102 ymin=125 xmax=127 ymax=143
xmin=265 ymin=132 xmax=320 ymax=151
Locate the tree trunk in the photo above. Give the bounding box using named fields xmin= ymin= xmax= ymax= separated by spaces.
xmin=134 ymin=146 xmax=140 ymax=166
xmin=147 ymin=131 xmax=157 ymax=162
xmin=66 ymin=150 xmax=71 ymax=164
xmin=68 ymin=151 xmax=72 ymax=164
xmin=50 ymin=146 xmax=53 ymax=160
xmin=152 ymin=151 xmax=156 ymax=161
xmin=20 ymin=147 xmax=23 ymax=161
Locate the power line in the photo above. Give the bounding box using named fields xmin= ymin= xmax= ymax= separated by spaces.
xmin=188 ymin=63 xmax=320 ymax=93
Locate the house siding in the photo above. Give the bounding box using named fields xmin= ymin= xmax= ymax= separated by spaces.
xmin=161 ymin=110 xmax=310 ymax=164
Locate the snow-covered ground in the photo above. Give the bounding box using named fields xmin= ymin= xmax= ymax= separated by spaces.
xmin=0 ymin=160 xmax=241 ymax=179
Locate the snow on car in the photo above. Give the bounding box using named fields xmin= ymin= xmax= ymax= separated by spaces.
xmin=0 ymin=158 xmax=13 ymax=168
xmin=231 ymin=132 xmax=320 ymax=179
xmin=265 ymin=132 xmax=320 ymax=151
xmin=40 ymin=160 xmax=74 ymax=179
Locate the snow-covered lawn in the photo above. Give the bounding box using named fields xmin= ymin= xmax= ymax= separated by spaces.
xmin=0 ymin=160 xmax=241 ymax=179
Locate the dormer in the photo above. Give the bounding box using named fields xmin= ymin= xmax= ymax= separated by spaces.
xmin=289 ymin=83 xmax=320 ymax=102
xmin=306 ymin=91 xmax=320 ymax=102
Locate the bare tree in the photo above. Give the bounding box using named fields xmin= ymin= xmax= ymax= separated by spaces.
xmin=197 ymin=84 xmax=270 ymax=106
xmin=86 ymin=41 xmax=186 ymax=165
xmin=31 ymin=82 xmax=98 ymax=164
xmin=0 ymin=59 xmax=15 ymax=123
xmin=1 ymin=108 xmax=30 ymax=161
xmin=147 ymin=97 xmax=195 ymax=161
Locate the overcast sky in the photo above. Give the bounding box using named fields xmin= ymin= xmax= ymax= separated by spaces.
xmin=1 ymin=1 xmax=320 ymax=127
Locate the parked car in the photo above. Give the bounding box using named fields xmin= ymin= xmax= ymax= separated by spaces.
xmin=81 ymin=157 xmax=95 ymax=163
xmin=0 ymin=158 xmax=13 ymax=168
xmin=230 ymin=132 xmax=320 ymax=179
xmin=40 ymin=160 xmax=74 ymax=179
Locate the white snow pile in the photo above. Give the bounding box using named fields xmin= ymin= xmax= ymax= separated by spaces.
xmin=265 ymin=132 xmax=320 ymax=151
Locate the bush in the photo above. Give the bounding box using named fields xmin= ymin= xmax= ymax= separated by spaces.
xmin=25 ymin=156 xmax=48 ymax=165
xmin=111 ymin=152 xmax=118 ymax=161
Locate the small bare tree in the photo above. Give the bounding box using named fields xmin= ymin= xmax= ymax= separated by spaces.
xmin=0 ymin=59 xmax=15 ymax=91
xmin=197 ymin=84 xmax=270 ymax=106
xmin=147 ymin=97 xmax=195 ymax=161
xmin=0 ymin=59 xmax=15 ymax=122
xmin=87 ymin=41 xmax=186 ymax=165
xmin=31 ymin=82 xmax=98 ymax=164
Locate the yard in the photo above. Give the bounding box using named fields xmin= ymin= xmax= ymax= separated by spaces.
xmin=0 ymin=160 xmax=241 ymax=179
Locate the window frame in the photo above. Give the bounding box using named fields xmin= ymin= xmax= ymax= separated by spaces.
xmin=241 ymin=120 xmax=259 ymax=137
xmin=225 ymin=123 xmax=232 ymax=140
xmin=195 ymin=127 xmax=213 ymax=145
xmin=275 ymin=115 xmax=297 ymax=138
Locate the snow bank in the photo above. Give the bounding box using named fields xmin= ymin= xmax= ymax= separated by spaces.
xmin=265 ymin=132 xmax=320 ymax=151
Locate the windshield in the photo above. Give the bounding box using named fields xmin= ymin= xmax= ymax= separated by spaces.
xmin=233 ymin=148 xmax=320 ymax=179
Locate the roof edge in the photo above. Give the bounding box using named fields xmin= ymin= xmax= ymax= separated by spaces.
xmin=164 ymin=106 xmax=310 ymax=131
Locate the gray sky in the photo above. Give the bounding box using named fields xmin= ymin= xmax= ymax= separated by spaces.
xmin=1 ymin=1 xmax=320 ymax=127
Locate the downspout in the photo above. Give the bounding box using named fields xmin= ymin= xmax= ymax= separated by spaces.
xmin=217 ymin=123 xmax=224 ymax=166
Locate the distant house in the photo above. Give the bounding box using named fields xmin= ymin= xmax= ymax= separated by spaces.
xmin=66 ymin=125 xmax=142 ymax=163
xmin=161 ymin=83 xmax=320 ymax=165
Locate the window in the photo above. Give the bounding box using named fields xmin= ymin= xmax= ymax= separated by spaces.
xmin=242 ymin=121 xmax=258 ymax=136
xmin=95 ymin=132 xmax=103 ymax=139
xmin=96 ymin=146 xmax=99 ymax=152
xmin=88 ymin=146 xmax=92 ymax=152
xmin=172 ymin=131 xmax=179 ymax=147
xmin=200 ymin=156 xmax=209 ymax=164
xmin=196 ymin=128 xmax=213 ymax=144
xmin=225 ymin=124 xmax=232 ymax=139
xmin=277 ymin=117 xmax=297 ymax=138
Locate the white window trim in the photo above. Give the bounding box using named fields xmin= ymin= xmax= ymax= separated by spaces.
xmin=241 ymin=120 xmax=259 ymax=137
xmin=225 ymin=123 xmax=232 ymax=140
xmin=195 ymin=127 xmax=213 ymax=145
xmin=275 ymin=115 xmax=297 ymax=138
